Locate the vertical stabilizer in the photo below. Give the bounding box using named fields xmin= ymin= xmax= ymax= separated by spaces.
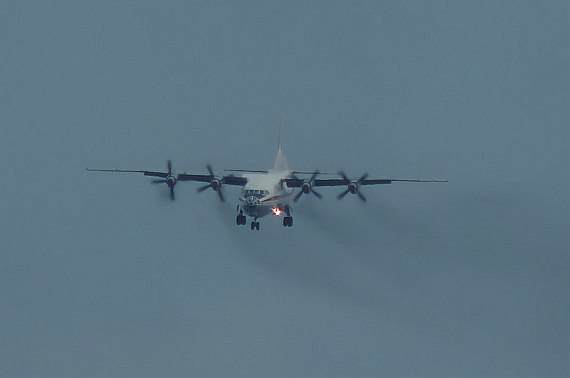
xmin=272 ymin=134 xmax=288 ymax=171
xmin=272 ymin=145 xmax=288 ymax=171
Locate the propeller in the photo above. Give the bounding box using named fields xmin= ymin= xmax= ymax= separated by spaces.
xmin=197 ymin=164 xmax=225 ymax=202
xmin=151 ymin=160 xmax=177 ymax=200
xmin=293 ymin=170 xmax=322 ymax=202
xmin=337 ymin=171 xmax=368 ymax=202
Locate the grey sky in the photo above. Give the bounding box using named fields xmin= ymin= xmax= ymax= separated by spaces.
xmin=1 ymin=1 xmax=569 ymax=377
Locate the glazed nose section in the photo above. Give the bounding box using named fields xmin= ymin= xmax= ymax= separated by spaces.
xmin=244 ymin=196 xmax=260 ymax=210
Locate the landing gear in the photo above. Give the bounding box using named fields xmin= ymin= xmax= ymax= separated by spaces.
xmin=236 ymin=209 xmax=247 ymax=226
xmin=283 ymin=216 xmax=293 ymax=227
xmin=236 ymin=214 xmax=246 ymax=225
xmin=250 ymin=221 xmax=260 ymax=231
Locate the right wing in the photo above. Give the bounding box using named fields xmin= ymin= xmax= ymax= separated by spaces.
xmin=86 ymin=167 xmax=247 ymax=186
xmin=86 ymin=162 xmax=247 ymax=202
xmin=177 ymin=173 xmax=247 ymax=186
xmin=86 ymin=168 xmax=173 ymax=178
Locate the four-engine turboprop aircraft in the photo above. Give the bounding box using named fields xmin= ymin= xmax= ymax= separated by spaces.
xmin=87 ymin=145 xmax=447 ymax=230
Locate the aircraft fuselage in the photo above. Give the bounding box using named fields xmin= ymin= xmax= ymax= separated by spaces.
xmin=238 ymin=170 xmax=294 ymax=219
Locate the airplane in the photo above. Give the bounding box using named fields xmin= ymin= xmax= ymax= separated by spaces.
xmin=86 ymin=144 xmax=447 ymax=230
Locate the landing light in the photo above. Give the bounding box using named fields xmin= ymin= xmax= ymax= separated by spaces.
xmin=271 ymin=207 xmax=282 ymax=216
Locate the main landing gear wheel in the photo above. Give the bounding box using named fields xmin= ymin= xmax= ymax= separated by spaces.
xmin=236 ymin=214 xmax=246 ymax=225
xmin=283 ymin=216 xmax=293 ymax=227
xmin=250 ymin=221 xmax=260 ymax=231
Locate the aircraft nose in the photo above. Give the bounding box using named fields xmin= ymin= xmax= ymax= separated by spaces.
xmin=244 ymin=196 xmax=260 ymax=208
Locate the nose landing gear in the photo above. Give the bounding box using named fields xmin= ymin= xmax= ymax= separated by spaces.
xmin=234 ymin=208 xmax=262 ymax=231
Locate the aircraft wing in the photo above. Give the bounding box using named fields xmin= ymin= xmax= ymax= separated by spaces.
xmin=86 ymin=168 xmax=171 ymax=178
xmin=284 ymin=177 xmax=446 ymax=187
xmin=316 ymin=178 xmax=392 ymax=186
xmin=285 ymin=172 xmax=447 ymax=202
xmin=86 ymin=169 xmax=247 ymax=186
xmin=86 ymin=161 xmax=247 ymax=202
xmin=177 ymin=173 xmax=247 ymax=186
xmin=225 ymin=169 xmax=335 ymax=175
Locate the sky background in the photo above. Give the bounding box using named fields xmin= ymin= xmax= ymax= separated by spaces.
xmin=1 ymin=0 xmax=569 ymax=377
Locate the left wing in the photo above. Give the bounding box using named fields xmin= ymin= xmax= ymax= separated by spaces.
xmin=285 ymin=172 xmax=447 ymax=202
xmin=284 ymin=176 xmax=446 ymax=188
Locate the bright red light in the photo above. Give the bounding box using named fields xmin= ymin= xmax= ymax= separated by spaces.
xmin=271 ymin=207 xmax=282 ymax=216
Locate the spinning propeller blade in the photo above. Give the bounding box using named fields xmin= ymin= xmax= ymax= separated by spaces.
xmin=337 ymin=171 xmax=368 ymax=201
xmin=337 ymin=189 xmax=350 ymax=200
xmin=311 ymin=189 xmax=323 ymax=199
xmin=151 ymin=161 xmax=178 ymax=200
xmin=293 ymin=170 xmax=322 ymax=203
xmin=198 ymin=183 xmax=212 ymax=192
xmin=197 ymin=165 xmax=225 ymax=202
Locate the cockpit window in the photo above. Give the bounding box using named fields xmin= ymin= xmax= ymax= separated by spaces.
xmin=244 ymin=189 xmax=269 ymax=198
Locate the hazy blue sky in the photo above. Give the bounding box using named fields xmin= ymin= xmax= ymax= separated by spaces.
xmin=1 ymin=1 xmax=569 ymax=377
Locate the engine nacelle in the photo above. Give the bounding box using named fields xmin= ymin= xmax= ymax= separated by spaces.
xmin=211 ymin=178 xmax=222 ymax=191
xmin=166 ymin=175 xmax=177 ymax=187
xmin=302 ymin=181 xmax=312 ymax=194
xmin=348 ymin=182 xmax=358 ymax=194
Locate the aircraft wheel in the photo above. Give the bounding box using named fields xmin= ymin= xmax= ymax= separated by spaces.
xmin=251 ymin=222 xmax=256 ymax=230
xmin=255 ymin=222 xmax=260 ymax=231
xmin=283 ymin=216 xmax=293 ymax=227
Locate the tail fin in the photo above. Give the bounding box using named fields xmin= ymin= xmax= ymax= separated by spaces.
xmin=272 ymin=129 xmax=288 ymax=171
xmin=277 ymin=125 xmax=283 ymax=151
